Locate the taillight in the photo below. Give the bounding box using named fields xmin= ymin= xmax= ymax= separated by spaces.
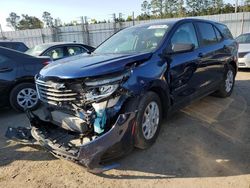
xmin=42 ymin=61 xmax=51 ymax=66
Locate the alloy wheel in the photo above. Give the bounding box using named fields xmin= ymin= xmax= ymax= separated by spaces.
xmin=225 ymin=70 xmax=234 ymax=93
xmin=142 ymin=101 xmax=160 ymax=140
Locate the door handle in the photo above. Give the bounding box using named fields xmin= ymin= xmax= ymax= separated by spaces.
xmin=198 ymin=53 xmax=204 ymax=58
xmin=0 ymin=68 xmax=13 ymax=73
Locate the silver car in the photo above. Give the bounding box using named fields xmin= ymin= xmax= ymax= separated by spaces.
xmin=236 ymin=33 xmax=250 ymax=68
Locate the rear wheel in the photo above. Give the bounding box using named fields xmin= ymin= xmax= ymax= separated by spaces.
xmin=134 ymin=92 xmax=162 ymax=149
xmin=215 ymin=64 xmax=236 ymax=98
xmin=10 ymin=83 xmax=39 ymax=112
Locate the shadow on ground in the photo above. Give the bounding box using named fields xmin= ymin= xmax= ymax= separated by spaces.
xmin=100 ymin=79 xmax=250 ymax=179
xmin=0 ymin=77 xmax=249 ymax=179
xmin=0 ymin=108 xmax=55 ymax=166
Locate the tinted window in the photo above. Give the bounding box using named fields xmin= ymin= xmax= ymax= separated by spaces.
xmin=214 ymin=27 xmax=223 ymax=42
xmin=216 ymin=24 xmax=233 ymax=39
xmin=44 ymin=47 xmax=64 ymax=60
xmin=236 ymin=34 xmax=250 ymax=43
xmin=66 ymin=46 xmax=86 ymax=56
xmin=171 ymin=23 xmax=198 ymax=48
xmin=197 ymin=22 xmax=217 ymax=46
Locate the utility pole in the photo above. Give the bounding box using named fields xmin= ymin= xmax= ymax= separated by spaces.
xmin=0 ymin=24 xmax=4 ymax=39
xmin=112 ymin=13 xmax=117 ymax=33
xmin=83 ymin=16 xmax=90 ymax=45
xmin=235 ymin=0 xmax=238 ymax=13
xmin=132 ymin=11 xmax=135 ymax=26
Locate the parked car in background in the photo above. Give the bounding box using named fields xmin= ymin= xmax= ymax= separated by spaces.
xmin=0 ymin=41 xmax=29 ymax=52
xmin=0 ymin=47 xmax=50 ymax=111
xmin=236 ymin=33 xmax=250 ymax=68
xmin=25 ymin=42 xmax=95 ymax=61
xmin=6 ymin=19 xmax=238 ymax=173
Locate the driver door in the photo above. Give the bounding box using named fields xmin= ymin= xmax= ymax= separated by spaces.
xmin=167 ymin=22 xmax=208 ymax=107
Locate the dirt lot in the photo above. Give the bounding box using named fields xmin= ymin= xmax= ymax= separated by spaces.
xmin=0 ymin=71 xmax=249 ymax=188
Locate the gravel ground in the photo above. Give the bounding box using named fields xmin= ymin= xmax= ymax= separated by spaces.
xmin=0 ymin=71 xmax=249 ymax=188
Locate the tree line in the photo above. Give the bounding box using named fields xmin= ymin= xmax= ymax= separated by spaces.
xmin=6 ymin=12 xmax=63 ymax=31
xmin=5 ymin=1 xmax=250 ymax=31
xmin=139 ymin=0 xmax=250 ymax=20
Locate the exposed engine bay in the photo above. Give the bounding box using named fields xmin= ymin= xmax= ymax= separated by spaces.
xmin=36 ymin=71 xmax=131 ymax=137
xmin=6 ymin=70 xmax=138 ymax=173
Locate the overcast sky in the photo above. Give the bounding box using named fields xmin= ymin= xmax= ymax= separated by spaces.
xmin=0 ymin=0 xmax=237 ymax=31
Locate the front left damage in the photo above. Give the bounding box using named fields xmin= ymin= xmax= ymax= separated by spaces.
xmin=5 ymin=69 xmax=139 ymax=173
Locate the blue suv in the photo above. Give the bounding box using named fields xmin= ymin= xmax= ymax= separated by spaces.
xmin=6 ymin=19 xmax=238 ymax=173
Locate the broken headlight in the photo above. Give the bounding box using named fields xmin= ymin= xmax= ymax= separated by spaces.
xmin=84 ymin=72 xmax=130 ymax=102
xmin=85 ymin=84 xmax=119 ymax=101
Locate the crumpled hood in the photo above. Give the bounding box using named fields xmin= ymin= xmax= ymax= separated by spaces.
xmin=39 ymin=52 xmax=152 ymax=79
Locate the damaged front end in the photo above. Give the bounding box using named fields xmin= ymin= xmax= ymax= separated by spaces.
xmin=6 ymin=71 xmax=138 ymax=173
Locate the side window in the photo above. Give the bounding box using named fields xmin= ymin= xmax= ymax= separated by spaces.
xmin=197 ymin=22 xmax=217 ymax=46
xmin=66 ymin=46 xmax=86 ymax=56
xmin=44 ymin=47 xmax=64 ymax=60
xmin=214 ymin=27 xmax=223 ymax=42
xmin=171 ymin=23 xmax=198 ymax=48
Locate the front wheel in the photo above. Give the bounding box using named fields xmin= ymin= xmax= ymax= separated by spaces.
xmin=215 ymin=64 xmax=236 ymax=98
xmin=134 ymin=92 xmax=162 ymax=149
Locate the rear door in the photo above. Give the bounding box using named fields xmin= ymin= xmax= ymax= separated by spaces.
xmin=194 ymin=22 xmax=226 ymax=91
xmin=0 ymin=55 xmax=16 ymax=105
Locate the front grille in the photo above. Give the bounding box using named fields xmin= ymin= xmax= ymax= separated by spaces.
xmin=238 ymin=52 xmax=249 ymax=58
xmin=36 ymin=79 xmax=78 ymax=105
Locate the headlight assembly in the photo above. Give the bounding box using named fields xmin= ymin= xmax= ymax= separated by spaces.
xmin=85 ymin=84 xmax=119 ymax=101
xmin=84 ymin=71 xmax=130 ymax=102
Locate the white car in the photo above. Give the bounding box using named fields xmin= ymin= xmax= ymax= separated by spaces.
xmin=236 ymin=33 xmax=250 ymax=68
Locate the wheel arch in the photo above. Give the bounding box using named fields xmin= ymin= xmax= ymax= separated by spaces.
xmin=228 ymin=60 xmax=238 ymax=74
xmin=8 ymin=76 xmax=35 ymax=97
xmin=147 ymin=81 xmax=171 ymax=117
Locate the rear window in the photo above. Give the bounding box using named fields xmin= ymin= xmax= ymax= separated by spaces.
xmin=197 ymin=22 xmax=217 ymax=46
xmin=215 ymin=24 xmax=233 ymax=39
xmin=15 ymin=43 xmax=28 ymax=52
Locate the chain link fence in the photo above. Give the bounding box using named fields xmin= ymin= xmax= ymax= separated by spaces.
xmin=1 ymin=12 xmax=250 ymax=48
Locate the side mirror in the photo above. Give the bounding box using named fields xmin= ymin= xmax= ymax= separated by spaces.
xmin=166 ymin=43 xmax=195 ymax=55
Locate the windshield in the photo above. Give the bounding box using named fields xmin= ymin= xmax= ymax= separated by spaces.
xmin=94 ymin=24 xmax=170 ymax=54
xmin=236 ymin=34 xmax=250 ymax=44
xmin=25 ymin=45 xmax=48 ymax=56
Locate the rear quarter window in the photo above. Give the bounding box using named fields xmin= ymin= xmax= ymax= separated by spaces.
xmin=215 ymin=24 xmax=233 ymax=39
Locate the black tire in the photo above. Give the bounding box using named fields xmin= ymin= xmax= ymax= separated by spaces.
xmin=215 ymin=64 xmax=236 ymax=98
xmin=9 ymin=83 xmax=39 ymax=112
xmin=133 ymin=91 xmax=162 ymax=149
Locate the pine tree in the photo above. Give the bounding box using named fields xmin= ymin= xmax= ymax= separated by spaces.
xmin=141 ymin=0 xmax=151 ymax=16
xmin=151 ymin=0 xmax=164 ymax=17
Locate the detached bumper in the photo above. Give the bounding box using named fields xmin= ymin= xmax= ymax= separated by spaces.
xmin=6 ymin=111 xmax=136 ymax=173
